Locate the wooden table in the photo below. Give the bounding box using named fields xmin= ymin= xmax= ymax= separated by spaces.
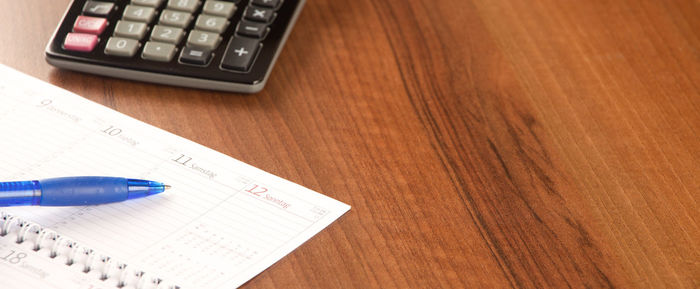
xmin=2 ymin=1 xmax=698 ymax=288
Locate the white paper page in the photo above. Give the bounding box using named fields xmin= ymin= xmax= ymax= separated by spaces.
xmin=0 ymin=64 xmax=350 ymax=289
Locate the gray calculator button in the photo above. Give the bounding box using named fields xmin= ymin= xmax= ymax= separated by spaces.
xmin=202 ymin=1 xmax=236 ymax=18
xmin=236 ymin=20 xmax=266 ymax=38
xmin=244 ymin=6 xmax=274 ymax=23
xmin=221 ymin=37 xmax=260 ymax=71
xmin=151 ymin=25 xmax=185 ymax=44
xmin=186 ymin=30 xmax=221 ymax=50
xmin=167 ymin=0 xmax=200 ymax=12
xmin=179 ymin=46 xmax=212 ymax=65
xmin=131 ymin=0 xmax=165 ymax=7
xmin=83 ymin=1 xmax=115 ymax=17
xmin=114 ymin=20 xmax=149 ymax=40
xmin=194 ymin=15 xmax=229 ymax=33
xmin=123 ymin=5 xmax=157 ymax=23
xmin=142 ymin=42 xmax=177 ymax=62
xmin=159 ymin=10 xmax=193 ymax=28
xmin=104 ymin=37 xmax=140 ymax=57
xmin=252 ymin=0 xmax=280 ymax=9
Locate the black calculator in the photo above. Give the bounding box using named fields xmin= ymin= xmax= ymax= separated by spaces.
xmin=45 ymin=0 xmax=305 ymax=93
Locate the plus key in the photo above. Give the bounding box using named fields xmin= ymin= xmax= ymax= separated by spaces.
xmin=221 ymin=37 xmax=261 ymax=72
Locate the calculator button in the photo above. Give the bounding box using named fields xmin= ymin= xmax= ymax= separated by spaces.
xmin=251 ymin=0 xmax=280 ymax=9
xmin=179 ymin=47 xmax=212 ymax=65
xmin=202 ymin=1 xmax=237 ymax=18
xmin=73 ymin=16 xmax=108 ymax=35
xmin=159 ymin=10 xmax=194 ymax=28
xmin=131 ymin=0 xmax=165 ymax=7
xmin=123 ymin=5 xmax=157 ymax=23
xmin=167 ymin=0 xmax=201 ymax=12
xmin=82 ymin=1 xmax=115 ymax=17
xmin=244 ymin=7 xmax=274 ymax=23
xmin=194 ymin=15 xmax=229 ymax=33
xmin=221 ymin=37 xmax=260 ymax=71
xmin=114 ymin=21 xmax=149 ymax=39
xmin=142 ymin=42 xmax=177 ymax=62
xmin=186 ymin=30 xmax=221 ymax=50
xmin=104 ymin=37 xmax=141 ymax=57
xmin=151 ymin=25 xmax=185 ymax=44
xmin=63 ymin=33 xmax=99 ymax=52
xmin=236 ymin=21 xmax=267 ymax=38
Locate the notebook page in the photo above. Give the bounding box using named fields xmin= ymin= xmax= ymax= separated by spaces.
xmin=0 ymin=64 xmax=350 ymax=288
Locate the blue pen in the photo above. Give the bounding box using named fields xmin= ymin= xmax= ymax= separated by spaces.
xmin=0 ymin=176 xmax=170 ymax=206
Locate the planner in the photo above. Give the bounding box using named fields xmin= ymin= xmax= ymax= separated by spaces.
xmin=0 ymin=64 xmax=350 ymax=289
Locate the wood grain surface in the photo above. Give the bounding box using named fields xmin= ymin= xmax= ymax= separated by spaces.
xmin=1 ymin=0 xmax=698 ymax=288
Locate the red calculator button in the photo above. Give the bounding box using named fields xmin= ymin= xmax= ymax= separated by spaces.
xmin=63 ymin=33 xmax=99 ymax=52
xmin=73 ymin=16 xmax=108 ymax=34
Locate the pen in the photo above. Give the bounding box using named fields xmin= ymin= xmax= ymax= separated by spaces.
xmin=0 ymin=176 xmax=170 ymax=206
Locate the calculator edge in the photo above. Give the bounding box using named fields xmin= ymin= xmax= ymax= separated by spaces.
xmin=44 ymin=0 xmax=307 ymax=94
xmin=44 ymin=56 xmax=265 ymax=93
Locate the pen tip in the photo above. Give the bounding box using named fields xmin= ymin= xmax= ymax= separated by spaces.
xmin=163 ymin=185 xmax=172 ymax=190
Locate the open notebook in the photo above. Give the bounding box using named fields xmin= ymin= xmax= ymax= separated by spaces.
xmin=0 ymin=64 xmax=350 ymax=289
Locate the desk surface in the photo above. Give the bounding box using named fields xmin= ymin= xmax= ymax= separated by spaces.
xmin=2 ymin=1 xmax=698 ymax=288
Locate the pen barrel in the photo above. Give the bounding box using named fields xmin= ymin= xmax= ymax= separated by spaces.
xmin=0 ymin=181 xmax=42 ymax=206
xmin=39 ymin=177 xmax=129 ymax=206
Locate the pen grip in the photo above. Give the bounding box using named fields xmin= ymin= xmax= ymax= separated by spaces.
xmin=40 ymin=177 xmax=129 ymax=206
xmin=0 ymin=181 xmax=41 ymax=206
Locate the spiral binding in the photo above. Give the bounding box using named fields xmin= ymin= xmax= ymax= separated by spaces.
xmin=0 ymin=212 xmax=180 ymax=289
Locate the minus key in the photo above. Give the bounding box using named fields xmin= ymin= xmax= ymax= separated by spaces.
xmin=236 ymin=21 xmax=267 ymax=39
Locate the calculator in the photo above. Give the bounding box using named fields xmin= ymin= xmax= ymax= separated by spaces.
xmin=45 ymin=0 xmax=305 ymax=93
